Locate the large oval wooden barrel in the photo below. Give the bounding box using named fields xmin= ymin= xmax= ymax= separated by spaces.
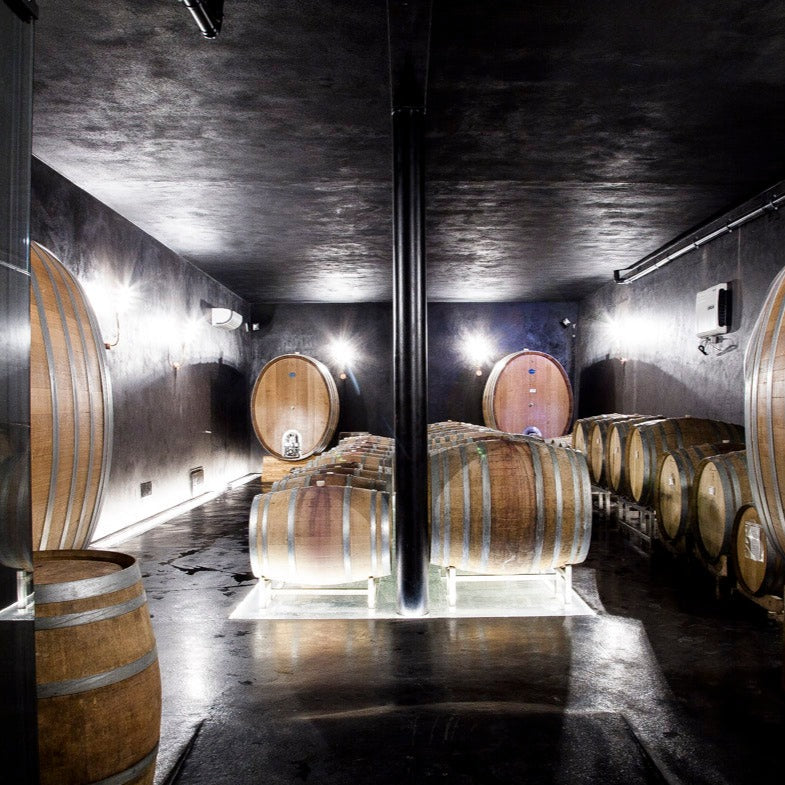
xmin=429 ymin=438 xmax=592 ymax=574
xmin=654 ymin=443 xmax=742 ymax=546
xmin=34 ymin=549 xmax=160 ymax=785
xmin=249 ymin=485 xmax=392 ymax=584
xmin=482 ymin=350 xmax=573 ymax=438
xmin=732 ymin=505 xmax=785 ymax=597
xmin=626 ymin=417 xmax=744 ymax=506
xmin=744 ymin=265 xmax=785 ymax=558
xmin=250 ymin=354 xmax=339 ymax=461
xmin=30 ymin=242 xmax=113 ymax=551
xmin=693 ymin=450 xmax=752 ymax=564
xmin=606 ymin=417 xmax=664 ymax=495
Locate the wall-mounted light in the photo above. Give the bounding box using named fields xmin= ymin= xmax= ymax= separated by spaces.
xmin=210 ymin=307 xmax=242 ymax=330
xmin=460 ymin=331 xmax=495 ymax=376
xmin=83 ymin=277 xmax=138 ymax=350
xmin=178 ymin=0 xmax=223 ymax=39
xmin=328 ymin=337 xmax=358 ymax=379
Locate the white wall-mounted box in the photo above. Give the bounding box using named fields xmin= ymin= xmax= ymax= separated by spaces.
xmin=696 ymin=283 xmax=730 ymax=338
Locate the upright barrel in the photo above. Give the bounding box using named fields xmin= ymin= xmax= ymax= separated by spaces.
xmin=693 ymin=450 xmax=752 ymax=564
xmin=606 ymin=417 xmax=664 ymax=495
xmin=249 ymin=485 xmax=392 ymax=585
xmin=655 ymin=443 xmax=744 ymax=547
xmin=586 ymin=414 xmax=658 ymax=486
xmin=250 ymin=354 xmax=339 ymax=461
xmin=30 ymin=242 xmax=113 ymax=551
xmin=732 ymin=505 xmax=785 ymax=597
xmin=429 ymin=438 xmax=592 ymax=574
xmin=744 ymin=264 xmax=785 ymax=558
xmin=572 ymin=413 xmax=623 ymax=455
xmin=482 ymin=350 xmax=573 ymax=438
xmin=35 ymin=550 xmax=160 ymax=785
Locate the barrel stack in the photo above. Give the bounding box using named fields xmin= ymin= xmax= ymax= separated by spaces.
xmin=249 ymin=421 xmax=593 ymax=603
xmin=23 ymin=244 xmax=162 ymax=785
xmin=249 ymin=434 xmax=395 ymax=597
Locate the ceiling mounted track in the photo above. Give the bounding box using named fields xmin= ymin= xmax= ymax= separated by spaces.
xmin=178 ymin=0 xmax=223 ymax=39
xmin=614 ymin=180 xmax=785 ymax=285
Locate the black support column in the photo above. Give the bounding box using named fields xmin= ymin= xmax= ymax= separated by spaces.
xmin=387 ymin=0 xmax=432 ymax=616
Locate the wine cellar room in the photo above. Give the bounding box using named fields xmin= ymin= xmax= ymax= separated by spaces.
xmin=3 ymin=2 xmax=785 ymax=784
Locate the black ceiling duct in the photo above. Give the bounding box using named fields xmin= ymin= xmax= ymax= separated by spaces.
xmin=178 ymin=0 xmax=223 ymax=39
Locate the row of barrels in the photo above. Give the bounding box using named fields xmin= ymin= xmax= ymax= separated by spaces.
xmin=571 ymin=414 xmax=744 ymax=504
xmin=655 ymin=446 xmax=783 ymax=596
xmin=573 ymin=413 xmax=784 ymax=599
xmin=248 ymin=422 xmax=594 ymax=585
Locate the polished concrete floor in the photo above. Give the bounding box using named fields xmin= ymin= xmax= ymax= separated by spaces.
xmin=116 ymin=481 xmax=784 ymax=785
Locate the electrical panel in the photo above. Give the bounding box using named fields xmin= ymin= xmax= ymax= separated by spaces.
xmin=696 ymin=283 xmax=731 ymax=338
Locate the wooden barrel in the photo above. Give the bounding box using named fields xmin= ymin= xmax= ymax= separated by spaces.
xmin=732 ymin=505 xmax=785 ymax=597
xmin=606 ymin=417 xmax=664 ymax=495
xmin=34 ymin=549 xmax=160 ymax=785
xmin=30 ymin=242 xmax=113 ymax=551
xmin=307 ymin=450 xmax=393 ymax=471
xmin=482 ymin=350 xmax=573 ymax=438
xmin=429 ymin=431 xmax=506 ymax=451
xmin=289 ymin=462 xmax=389 ymax=479
xmin=338 ymin=434 xmax=393 ymax=449
xmin=428 ymin=422 xmax=497 ymax=448
xmin=250 ymin=354 xmax=339 ymax=461
xmin=249 ymin=485 xmax=392 ymax=584
xmin=429 ymin=438 xmax=592 ymax=574
xmin=654 ymin=443 xmax=742 ymax=546
xmin=744 ymin=265 xmax=785 ymax=558
xmin=626 ymin=417 xmax=744 ymax=506
xmin=272 ymin=470 xmax=390 ymax=493
xmin=572 ymin=413 xmax=624 ymax=455
xmin=693 ymin=450 xmax=752 ymax=564
xmin=585 ymin=414 xmax=658 ymax=486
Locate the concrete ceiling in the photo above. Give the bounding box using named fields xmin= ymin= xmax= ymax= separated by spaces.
xmin=31 ymin=1 xmax=785 ymax=303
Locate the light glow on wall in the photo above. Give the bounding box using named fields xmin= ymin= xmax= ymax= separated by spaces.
xmin=82 ymin=275 xmax=141 ymax=348
xmin=600 ymin=313 xmax=658 ymax=356
xmin=459 ymin=330 xmax=496 ymax=371
xmin=328 ymin=336 xmax=359 ymax=370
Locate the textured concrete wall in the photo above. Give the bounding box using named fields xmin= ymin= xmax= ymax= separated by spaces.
xmin=31 ymin=159 xmax=255 ymax=541
xmin=250 ymin=300 xmax=579 ymax=440
xmin=576 ymin=210 xmax=785 ymax=424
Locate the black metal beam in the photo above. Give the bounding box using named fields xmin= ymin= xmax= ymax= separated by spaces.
xmin=387 ymin=0 xmax=432 ymax=616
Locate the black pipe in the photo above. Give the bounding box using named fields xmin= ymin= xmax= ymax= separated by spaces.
xmin=179 ymin=0 xmax=222 ymax=39
xmin=392 ymin=106 xmax=429 ymax=616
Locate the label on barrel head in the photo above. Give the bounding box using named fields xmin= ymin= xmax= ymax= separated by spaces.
xmin=282 ymin=429 xmax=302 ymax=459
xmin=744 ymin=521 xmax=764 ymax=563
